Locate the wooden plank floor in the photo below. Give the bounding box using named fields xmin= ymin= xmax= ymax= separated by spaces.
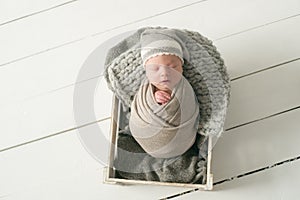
xmin=1 ymin=0 xmax=300 ymax=199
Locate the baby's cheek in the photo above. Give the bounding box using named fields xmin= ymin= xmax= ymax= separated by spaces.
xmin=145 ymin=70 xmax=153 ymax=79
xmin=146 ymin=72 xmax=159 ymax=83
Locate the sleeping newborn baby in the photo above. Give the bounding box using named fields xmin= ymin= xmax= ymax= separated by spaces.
xmin=145 ymin=54 xmax=182 ymax=105
xmin=129 ymin=29 xmax=200 ymax=158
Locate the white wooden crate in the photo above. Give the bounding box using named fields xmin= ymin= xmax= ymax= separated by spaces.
xmin=103 ymin=96 xmax=214 ymax=190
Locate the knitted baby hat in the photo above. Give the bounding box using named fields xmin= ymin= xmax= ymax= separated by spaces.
xmin=140 ymin=28 xmax=188 ymax=66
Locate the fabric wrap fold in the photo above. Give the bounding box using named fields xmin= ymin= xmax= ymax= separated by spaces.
xmin=130 ymin=77 xmax=200 ymax=158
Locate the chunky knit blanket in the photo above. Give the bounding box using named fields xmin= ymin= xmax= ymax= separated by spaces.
xmin=104 ymin=27 xmax=230 ymax=184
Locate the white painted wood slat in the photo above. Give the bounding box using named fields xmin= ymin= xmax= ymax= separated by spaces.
xmin=0 ymin=1 xmax=299 ymax=116
xmin=0 ymin=126 xmax=189 ymax=199
xmin=0 ymin=7 xmax=299 ymax=113
xmin=225 ymin=60 xmax=300 ymax=129
xmin=1 ymin=111 xmax=300 ymax=199
xmin=215 ymin=16 xmax=300 ymax=79
xmin=213 ymin=108 xmax=300 ymax=181
xmin=0 ymin=0 xmax=198 ymax=65
xmin=177 ymin=160 xmax=300 ymax=199
xmin=0 ymin=34 xmax=111 ymax=108
xmin=0 ymin=0 xmax=299 ymax=66
xmin=0 ymin=76 xmax=112 ymax=150
xmin=0 ymin=0 xmax=76 ymax=25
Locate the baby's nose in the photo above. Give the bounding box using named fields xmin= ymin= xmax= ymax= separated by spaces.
xmin=160 ymin=66 xmax=170 ymax=76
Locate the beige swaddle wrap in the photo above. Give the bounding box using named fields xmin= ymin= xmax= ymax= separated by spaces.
xmin=129 ymin=77 xmax=200 ymax=158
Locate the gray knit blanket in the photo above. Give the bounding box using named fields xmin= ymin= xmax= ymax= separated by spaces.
xmin=104 ymin=27 xmax=230 ymax=183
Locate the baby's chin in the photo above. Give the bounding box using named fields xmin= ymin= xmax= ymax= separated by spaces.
xmin=152 ymin=81 xmax=179 ymax=92
xmin=150 ymin=82 xmax=168 ymax=91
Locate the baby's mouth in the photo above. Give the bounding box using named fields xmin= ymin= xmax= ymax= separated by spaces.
xmin=160 ymin=80 xmax=170 ymax=83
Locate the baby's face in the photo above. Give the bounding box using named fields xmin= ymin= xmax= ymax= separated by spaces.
xmin=145 ymin=55 xmax=183 ymax=92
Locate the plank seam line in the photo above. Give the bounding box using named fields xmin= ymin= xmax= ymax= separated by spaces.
xmin=89 ymin=0 xmax=209 ymax=38
xmin=1 ymin=105 xmax=299 ymax=159
xmin=225 ymin=105 xmax=300 ymax=132
xmin=0 ymin=0 xmax=208 ymax=67
xmin=214 ymin=14 xmax=300 ymax=41
xmin=213 ymin=155 xmax=300 ymax=186
xmin=0 ymin=117 xmax=110 ymax=153
xmin=161 ymin=155 xmax=300 ymax=199
xmin=0 ymin=11 xmax=298 ymax=68
xmin=18 ymin=74 xmax=103 ymax=105
xmin=231 ymin=57 xmax=300 ymax=81
xmin=0 ymin=194 xmax=11 ymax=199
xmin=0 ymin=0 xmax=79 ymax=27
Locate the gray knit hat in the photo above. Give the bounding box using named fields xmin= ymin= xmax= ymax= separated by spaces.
xmin=140 ymin=29 xmax=187 ymax=66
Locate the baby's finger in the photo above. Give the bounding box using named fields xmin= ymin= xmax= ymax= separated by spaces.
xmin=155 ymin=95 xmax=168 ymax=104
xmin=159 ymin=93 xmax=170 ymax=101
xmin=157 ymin=91 xmax=171 ymax=99
xmin=156 ymin=95 xmax=166 ymax=102
xmin=163 ymin=93 xmax=171 ymax=100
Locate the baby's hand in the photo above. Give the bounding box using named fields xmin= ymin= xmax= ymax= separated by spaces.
xmin=154 ymin=90 xmax=171 ymax=104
